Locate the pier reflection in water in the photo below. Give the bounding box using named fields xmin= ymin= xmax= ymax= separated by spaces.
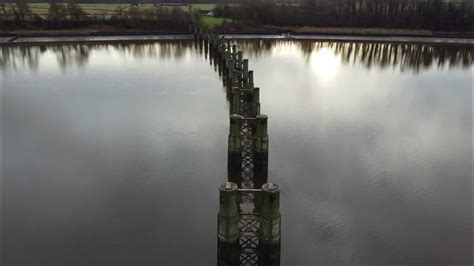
xmin=1 ymin=39 xmax=472 ymax=265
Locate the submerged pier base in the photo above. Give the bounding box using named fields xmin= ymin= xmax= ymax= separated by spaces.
xmin=218 ymin=182 xmax=240 ymax=266
xmin=260 ymin=182 xmax=281 ymax=266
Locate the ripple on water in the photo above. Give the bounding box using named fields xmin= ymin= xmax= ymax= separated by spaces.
xmin=368 ymin=169 xmax=403 ymax=197
xmin=311 ymin=202 xmax=351 ymax=244
xmin=369 ymin=167 xmax=436 ymax=206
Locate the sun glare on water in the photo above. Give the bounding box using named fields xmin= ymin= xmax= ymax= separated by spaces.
xmin=310 ymin=47 xmax=341 ymax=81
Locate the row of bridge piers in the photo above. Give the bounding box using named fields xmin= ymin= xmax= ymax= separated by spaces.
xmin=191 ymin=26 xmax=281 ymax=265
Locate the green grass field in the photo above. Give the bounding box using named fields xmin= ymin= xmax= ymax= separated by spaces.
xmin=201 ymin=16 xmax=226 ymax=28
xmin=3 ymin=3 xmax=217 ymax=16
xmin=190 ymin=4 xmax=216 ymax=11
xmin=3 ymin=3 xmax=219 ymax=22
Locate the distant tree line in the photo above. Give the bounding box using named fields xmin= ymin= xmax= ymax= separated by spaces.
xmin=0 ymin=1 xmax=192 ymax=30
xmin=214 ymin=0 xmax=473 ymax=31
xmin=0 ymin=0 xmax=238 ymax=3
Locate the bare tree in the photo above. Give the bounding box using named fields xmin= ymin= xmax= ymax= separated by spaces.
xmin=12 ymin=0 xmax=33 ymax=22
xmin=67 ymin=2 xmax=87 ymax=21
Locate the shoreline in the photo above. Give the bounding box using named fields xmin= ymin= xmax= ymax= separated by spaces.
xmin=1 ymin=30 xmax=473 ymax=45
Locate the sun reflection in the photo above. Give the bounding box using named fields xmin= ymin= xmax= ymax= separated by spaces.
xmin=310 ymin=47 xmax=341 ymax=81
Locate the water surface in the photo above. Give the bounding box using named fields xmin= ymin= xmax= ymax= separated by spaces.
xmin=1 ymin=40 xmax=472 ymax=265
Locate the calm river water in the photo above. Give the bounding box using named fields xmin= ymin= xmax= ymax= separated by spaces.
xmin=1 ymin=40 xmax=472 ymax=265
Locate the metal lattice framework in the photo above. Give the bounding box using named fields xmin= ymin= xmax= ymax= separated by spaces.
xmin=193 ymin=30 xmax=278 ymax=265
xmin=234 ymin=89 xmax=261 ymax=264
xmin=227 ymin=46 xmax=263 ymax=265
xmin=240 ymin=119 xmax=256 ymax=201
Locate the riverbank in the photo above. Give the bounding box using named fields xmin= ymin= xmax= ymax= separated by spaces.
xmin=1 ymin=27 xmax=473 ymax=45
xmin=0 ymin=26 xmax=189 ymax=38
xmin=217 ymin=25 xmax=474 ymax=39
xmin=2 ymin=26 xmax=473 ymax=39
xmin=2 ymin=34 xmax=472 ymax=45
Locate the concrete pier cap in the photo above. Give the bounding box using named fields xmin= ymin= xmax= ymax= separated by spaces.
xmin=220 ymin=181 xmax=238 ymax=191
xmin=256 ymin=114 xmax=268 ymax=134
xmin=229 ymin=114 xmax=243 ymax=124
xmin=262 ymin=182 xmax=279 ymax=193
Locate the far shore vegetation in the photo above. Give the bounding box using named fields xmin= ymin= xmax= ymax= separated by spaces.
xmin=0 ymin=1 xmax=196 ymax=31
xmin=214 ymin=0 xmax=472 ymax=32
xmin=0 ymin=1 xmax=472 ymax=35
